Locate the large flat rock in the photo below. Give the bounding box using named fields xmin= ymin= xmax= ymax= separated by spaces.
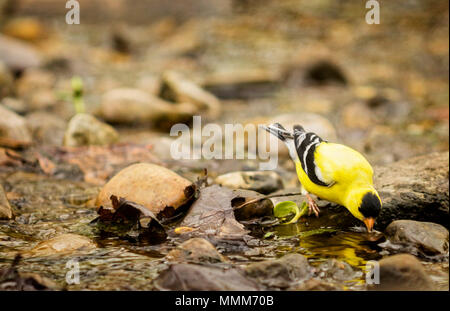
xmin=374 ymin=152 xmax=449 ymax=229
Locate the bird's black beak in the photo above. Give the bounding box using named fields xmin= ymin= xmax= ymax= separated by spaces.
xmin=363 ymin=217 xmax=375 ymax=232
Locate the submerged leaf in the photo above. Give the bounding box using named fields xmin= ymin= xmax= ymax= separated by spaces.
xmin=0 ymin=255 xmax=57 ymax=291
xmin=273 ymin=201 xmax=308 ymax=224
xmin=263 ymin=231 xmax=275 ymax=239
xmin=178 ymin=185 xmax=249 ymax=239
xmin=231 ymin=189 xmax=274 ymax=221
xmin=174 ymin=226 xmax=198 ymax=234
xmin=94 ymin=195 xmax=167 ymax=243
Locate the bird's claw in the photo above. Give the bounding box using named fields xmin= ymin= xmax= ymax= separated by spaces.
xmin=306 ymin=194 xmax=320 ymax=218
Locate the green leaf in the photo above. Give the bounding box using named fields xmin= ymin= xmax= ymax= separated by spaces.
xmin=273 ymin=201 xmax=309 ymax=224
xmin=263 ymin=231 xmax=275 ymax=239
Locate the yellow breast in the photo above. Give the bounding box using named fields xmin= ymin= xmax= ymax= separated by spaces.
xmin=295 ymin=142 xmax=374 ymax=206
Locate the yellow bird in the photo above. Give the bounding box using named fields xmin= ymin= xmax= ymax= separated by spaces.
xmin=264 ymin=123 xmax=381 ymax=232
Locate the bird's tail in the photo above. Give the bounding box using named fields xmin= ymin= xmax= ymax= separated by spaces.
xmin=263 ymin=123 xmax=294 ymax=141
xmin=262 ymin=123 xmax=300 ymax=162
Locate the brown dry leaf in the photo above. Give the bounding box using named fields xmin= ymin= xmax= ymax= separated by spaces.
xmin=96 ymin=195 xmax=167 ymax=241
xmin=174 ymin=226 xmax=198 ymax=234
xmin=0 ymin=148 xmax=23 ymax=166
xmin=0 ymin=255 xmax=57 ymax=291
xmin=36 ymin=154 xmax=56 ymax=175
xmin=178 ymin=185 xmax=249 ymax=239
xmin=0 ymin=137 xmax=32 ymax=149
xmin=231 ymin=189 xmax=274 ymax=221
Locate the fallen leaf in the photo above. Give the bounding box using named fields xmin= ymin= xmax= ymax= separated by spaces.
xmin=231 ymin=189 xmax=274 ymax=221
xmin=95 ymin=195 xmax=167 ymax=243
xmin=273 ymin=200 xmax=308 ymax=224
xmin=0 ymin=255 xmax=57 ymax=290
xmin=174 ymin=226 xmax=198 ymax=234
xmin=36 ymin=154 xmax=56 ymax=175
xmin=0 ymin=137 xmax=32 ymax=149
xmin=178 ymin=185 xmax=249 ymax=239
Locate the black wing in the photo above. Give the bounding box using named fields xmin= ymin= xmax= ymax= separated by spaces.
xmin=293 ymin=126 xmax=332 ymax=187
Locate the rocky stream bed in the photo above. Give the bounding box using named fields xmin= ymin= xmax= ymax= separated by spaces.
xmin=0 ymin=0 xmax=449 ymax=291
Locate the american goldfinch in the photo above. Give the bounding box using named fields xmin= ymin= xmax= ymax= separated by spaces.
xmin=264 ymin=123 xmax=381 ymax=232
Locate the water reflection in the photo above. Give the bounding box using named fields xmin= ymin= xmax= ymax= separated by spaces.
xmin=274 ymin=222 xmax=383 ymax=269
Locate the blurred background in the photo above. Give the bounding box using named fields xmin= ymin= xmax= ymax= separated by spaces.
xmin=0 ymin=0 xmax=448 ymax=166
xmin=0 ymin=0 xmax=449 ymax=291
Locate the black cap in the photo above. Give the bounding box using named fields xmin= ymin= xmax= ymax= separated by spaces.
xmin=359 ymin=192 xmax=381 ymax=218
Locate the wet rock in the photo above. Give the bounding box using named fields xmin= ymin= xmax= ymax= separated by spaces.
xmin=384 ymin=220 xmax=449 ymax=256
xmin=0 ymin=184 xmax=13 ymax=219
xmin=317 ymin=259 xmax=358 ymax=281
xmin=166 ymin=238 xmax=226 ymax=263
xmin=96 ymin=163 xmax=194 ymax=216
xmin=11 ymin=272 xmax=58 ymax=290
xmin=154 ymin=263 xmax=261 ymax=291
xmin=0 ymin=255 xmax=58 ymax=290
xmin=99 ymin=88 xmax=196 ymax=124
xmin=374 ymin=152 xmax=449 ymax=229
xmin=292 ymin=278 xmax=340 ymax=291
xmin=2 ymin=18 xmax=47 ymax=42
xmin=63 ymin=113 xmax=119 ymax=147
xmin=215 ymin=171 xmax=283 ymax=195
xmin=0 ymin=105 xmax=32 ymax=146
xmin=160 ymin=71 xmax=221 ymax=119
xmin=369 ymin=254 xmax=435 ymax=291
xmin=178 ymin=185 xmax=249 ymax=239
xmin=23 ymin=234 xmax=96 ymax=257
xmin=244 ymin=253 xmax=312 ymax=288
xmin=0 ymin=34 xmax=42 ymax=73
xmin=0 ymin=61 xmax=13 ymax=98
xmin=26 ymin=112 xmax=66 ymax=146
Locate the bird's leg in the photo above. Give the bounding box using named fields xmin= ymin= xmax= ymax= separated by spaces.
xmin=306 ymin=193 xmax=320 ymax=217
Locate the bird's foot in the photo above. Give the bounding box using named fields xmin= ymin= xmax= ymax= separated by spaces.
xmin=306 ymin=193 xmax=320 ymax=217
